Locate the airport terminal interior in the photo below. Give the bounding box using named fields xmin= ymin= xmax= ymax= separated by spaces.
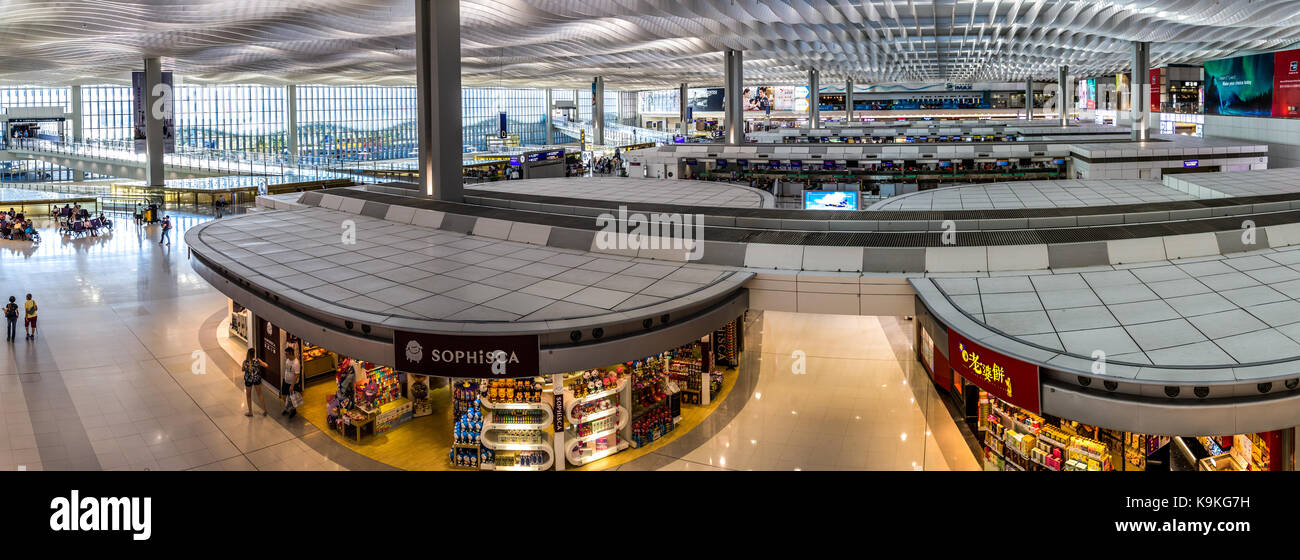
xmin=5 ymin=0 xmax=1300 ymax=473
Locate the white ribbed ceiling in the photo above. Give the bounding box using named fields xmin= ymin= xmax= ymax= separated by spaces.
xmin=1 ymin=0 xmax=1299 ymax=89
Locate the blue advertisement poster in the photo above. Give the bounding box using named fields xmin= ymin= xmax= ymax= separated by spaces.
xmin=1205 ymin=53 xmax=1274 ymax=116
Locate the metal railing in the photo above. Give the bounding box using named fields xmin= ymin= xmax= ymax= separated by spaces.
xmin=6 ymin=138 xmax=388 ymax=184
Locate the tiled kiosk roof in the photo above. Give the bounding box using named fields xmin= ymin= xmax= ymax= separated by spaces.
xmin=184 ymin=205 xmax=752 ymax=376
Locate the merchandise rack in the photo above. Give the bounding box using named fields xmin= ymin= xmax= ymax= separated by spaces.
xmin=564 ymin=374 xmax=631 ymax=466
xmin=478 ymin=393 xmax=554 ymax=471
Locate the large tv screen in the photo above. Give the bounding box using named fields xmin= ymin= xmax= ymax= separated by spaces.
xmin=1274 ymin=49 xmax=1300 ymax=118
xmin=687 ymin=88 xmax=726 ymax=112
xmin=1205 ymin=53 xmax=1274 ymax=116
xmin=803 ymin=191 xmax=859 ymax=211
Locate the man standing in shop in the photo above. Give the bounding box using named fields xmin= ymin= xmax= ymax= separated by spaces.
xmin=23 ymin=294 xmax=37 ymax=340
xmin=3 ymin=296 xmax=18 ymax=342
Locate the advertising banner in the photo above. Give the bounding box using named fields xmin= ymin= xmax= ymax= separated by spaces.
xmin=1150 ymin=68 xmax=1162 ymax=112
xmin=687 ymin=87 xmax=726 ymax=112
xmin=255 ymin=317 xmax=282 ymax=390
xmin=1273 ymin=49 xmax=1300 ymax=118
xmin=948 ymin=329 xmax=1040 ymax=413
xmin=1205 ymin=53 xmax=1274 ymax=116
xmin=393 ymin=331 xmax=540 ymax=379
xmin=742 ymin=86 xmax=810 ymax=112
xmin=132 ymin=70 xmax=176 ymax=155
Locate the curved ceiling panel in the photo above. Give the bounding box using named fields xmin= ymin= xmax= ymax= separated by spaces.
xmin=0 ymin=0 xmax=1298 ymax=88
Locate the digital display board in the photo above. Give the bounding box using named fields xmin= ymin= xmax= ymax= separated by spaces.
xmin=1205 ymin=53 xmax=1274 ymax=116
xmin=803 ymin=191 xmax=859 ymax=211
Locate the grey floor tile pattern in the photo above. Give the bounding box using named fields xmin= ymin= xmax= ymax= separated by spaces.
xmin=868 ymin=179 xmax=1199 ymax=211
xmin=469 ymin=177 xmax=774 ymax=208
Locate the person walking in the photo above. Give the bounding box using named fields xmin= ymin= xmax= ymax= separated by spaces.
xmin=23 ymin=294 xmax=37 ymax=340
xmin=159 ymin=216 xmax=172 ymax=246
xmin=215 ymin=195 xmax=226 ymax=218
xmin=281 ymin=346 xmax=301 ymax=418
xmin=242 ymin=348 xmax=269 ymax=417
xmin=3 ymin=296 xmax=18 ymax=342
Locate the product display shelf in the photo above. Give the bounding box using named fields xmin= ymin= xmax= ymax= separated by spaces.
xmin=567 ymin=436 xmax=630 ymax=466
xmin=482 ymin=409 xmax=550 ymax=431
xmin=480 ymin=430 xmax=552 ymax=452
xmin=564 ymin=377 xmax=628 ymax=410
xmin=478 ymin=392 xmax=554 ymax=471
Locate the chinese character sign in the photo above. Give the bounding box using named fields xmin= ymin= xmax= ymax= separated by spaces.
xmin=949 ymin=330 xmax=1040 ymax=413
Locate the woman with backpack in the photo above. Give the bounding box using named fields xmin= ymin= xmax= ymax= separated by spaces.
xmin=3 ymin=296 xmax=18 ymax=342
xmin=242 ymin=348 xmax=269 ymax=417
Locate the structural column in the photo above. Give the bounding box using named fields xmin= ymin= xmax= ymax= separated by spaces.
xmin=1131 ymin=41 xmax=1150 ymax=141
xmin=544 ymin=88 xmax=554 ymax=145
xmin=70 ymin=84 xmax=85 ymax=181
xmin=285 ymin=84 xmax=298 ymax=163
xmin=144 ymin=57 xmax=166 ymax=187
xmin=1059 ymin=66 xmax=1070 ymax=127
xmin=679 ymin=82 xmax=689 ymax=136
xmin=592 ymin=76 xmax=605 ymax=147
xmin=1025 ymin=78 xmax=1034 ymax=120
xmin=724 ymin=49 xmax=744 ymax=145
xmin=844 ymin=78 xmax=854 ymax=122
xmin=415 ymin=0 xmax=464 ymax=201
xmin=808 ymin=69 xmax=820 ymax=129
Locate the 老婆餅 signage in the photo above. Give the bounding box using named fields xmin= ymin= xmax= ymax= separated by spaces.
xmin=948 ymin=330 xmax=1040 ymax=413
xmin=393 ymin=331 xmax=539 ymax=379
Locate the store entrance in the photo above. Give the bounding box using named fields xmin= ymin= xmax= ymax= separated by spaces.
xmin=228 ymin=300 xmax=748 ymax=471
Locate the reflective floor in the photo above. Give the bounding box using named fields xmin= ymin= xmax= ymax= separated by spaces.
xmin=0 ymin=212 xmax=978 ymax=471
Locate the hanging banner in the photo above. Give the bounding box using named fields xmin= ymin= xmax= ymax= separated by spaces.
xmin=1150 ymin=68 xmax=1163 ymax=112
xmin=948 ymin=330 xmax=1040 ymax=413
xmin=132 ymin=70 xmax=176 ymax=154
xmin=1273 ymin=49 xmax=1300 ymax=118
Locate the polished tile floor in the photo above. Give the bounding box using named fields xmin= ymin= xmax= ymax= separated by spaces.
xmin=0 ymin=211 xmax=977 ymax=471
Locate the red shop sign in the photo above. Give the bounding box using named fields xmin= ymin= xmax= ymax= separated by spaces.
xmin=949 ymin=330 xmax=1040 ymax=413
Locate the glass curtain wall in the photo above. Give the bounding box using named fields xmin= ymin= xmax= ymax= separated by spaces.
xmin=175 ymin=85 xmax=286 ymax=156
xmin=297 ymin=85 xmax=417 ymax=163
xmin=4 ymin=84 xmax=626 ymax=164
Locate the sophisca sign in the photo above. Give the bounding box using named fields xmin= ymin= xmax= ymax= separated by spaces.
xmin=393 ymin=331 xmax=540 ymax=378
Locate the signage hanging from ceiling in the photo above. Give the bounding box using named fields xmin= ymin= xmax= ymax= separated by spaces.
xmin=131 ymin=70 xmax=176 ymax=155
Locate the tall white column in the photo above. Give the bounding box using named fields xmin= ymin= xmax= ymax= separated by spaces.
xmin=545 ymin=88 xmax=554 ymax=145
xmin=845 ymin=78 xmax=854 ymax=122
xmin=808 ymin=69 xmax=820 ymax=129
xmin=592 ymin=77 xmax=605 ymax=146
xmin=679 ymin=82 xmax=689 ymax=136
xmin=144 ymin=57 xmax=165 ymax=187
xmin=1059 ymin=66 xmax=1070 ymax=127
xmin=415 ymin=0 xmax=464 ymax=201
xmin=724 ymin=49 xmax=744 ymax=145
xmin=1025 ymin=78 xmax=1034 ymax=120
xmin=1131 ymin=41 xmax=1150 ymax=141
xmin=285 ymin=84 xmax=298 ymax=162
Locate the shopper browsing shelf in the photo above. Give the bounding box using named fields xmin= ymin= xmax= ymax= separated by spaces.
xmin=242 ymin=348 xmax=269 ymax=417
xmin=3 ymin=296 xmax=18 ymax=342
xmin=23 ymin=294 xmax=36 ymax=340
xmin=282 ymin=347 xmax=301 ymax=418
